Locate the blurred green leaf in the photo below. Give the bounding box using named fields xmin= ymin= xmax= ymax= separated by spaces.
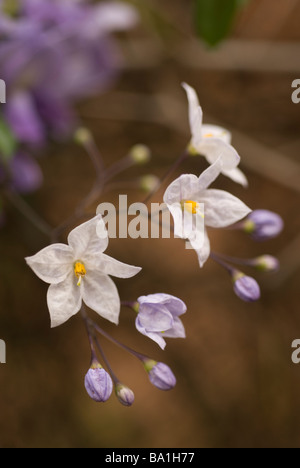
xmin=195 ymin=0 xmax=249 ymax=47
xmin=0 ymin=117 xmax=17 ymax=162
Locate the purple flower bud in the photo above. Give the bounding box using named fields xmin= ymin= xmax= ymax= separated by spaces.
xmin=251 ymin=255 xmax=280 ymax=272
xmin=84 ymin=367 xmax=113 ymax=403
xmin=115 ymin=383 xmax=135 ymax=407
xmin=144 ymin=360 xmax=177 ymax=391
xmin=233 ymin=272 xmax=261 ymax=302
xmin=243 ymin=210 xmax=284 ymax=241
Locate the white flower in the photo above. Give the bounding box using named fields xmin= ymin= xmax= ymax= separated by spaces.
xmin=25 ymin=215 xmax=141 ymax=328
xmin=163 ymin=159 xmax=252 ymax=268
xmin=182 ymin=83 xmax=248 ymax=187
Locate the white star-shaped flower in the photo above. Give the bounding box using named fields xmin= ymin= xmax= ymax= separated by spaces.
xmin=182 ymin=83 xmax=248 ymax=187
xmin=25 ymin=215 xmax=141 ymax=328
xmin=164 ymin=159 xmax=252 ymax=267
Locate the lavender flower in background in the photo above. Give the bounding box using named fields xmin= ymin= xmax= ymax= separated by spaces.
xmin=135 ymin=293 xmax=187 ymax=350
xmin=241 ymin=210 xmax=284 ymax=241
xmin=0 ymin=0 xmax=138 ymax=146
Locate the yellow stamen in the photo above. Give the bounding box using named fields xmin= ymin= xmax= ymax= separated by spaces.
xmin=181 ymin=200 xmax=200 ymax=215
xmin=204 ymin=133 xmax=213 ymax=138
xmin=74 ymin=261 xmax=86 ymax=286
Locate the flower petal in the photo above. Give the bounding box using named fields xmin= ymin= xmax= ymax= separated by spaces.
xmin=168 ymin=203 xmax=185 ymax=239
xmin=82 ymin=270 xmax=120 ymax=325
xmin=68 ymin=215 xmax=108 ymax=261
xmin=135 ymin=320 xmax=167 ymax=350
xmin=96 ymin=253 xmax=142 ymax=278
xmin=222 ymin=167 xmax=249 ymax=187
xmin=47 ymin=272 xmax=82 ymax=328
xmin=26 ymin=244 xmax=73 ymax=284
xmin=198 ymin=157 xmax=224 ymax=192
xmin=163 ymin=316 xmax=186 ymax=339
xmin=163 ymin=174 xmax=199 ymax=206
xmin=85 ymin=2 xmax=138 ymax=37
xmin=182 ymin=82 xmax=203 ymax=148
xmin=137 ymin=304 xmax=174 ymax=332
xmin=138 ymin=294 xmax=187 ymax=317
xmin=201 ymin=124 xmax=232 ymax=144
xmin=199 ymin=138 xmax=240 ymax=171
xmin=190 ymin=229 xmax=211 ymax=268
xmin=202 ymin=189 xmax=252 ymax=228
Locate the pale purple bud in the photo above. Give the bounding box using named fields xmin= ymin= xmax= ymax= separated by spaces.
xmin=251 ymin=255 xmax=280 ymax=272
xmin=243 ymin=210 xmax=284 ymax=241
xmin=115 ymin=383 xmax=135 ymax=407
xmin=144 ymin=360 xmax=176 ymax=391
xmin=233 ymin=272 xmax=261 ymax=302
xmin=84 ymin=367 xmax=113 ymax=403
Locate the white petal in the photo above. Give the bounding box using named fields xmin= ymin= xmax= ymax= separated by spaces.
xmin=202 ymin=189 xmax=252 ymax=228
xmin=168 ymin=203 xmax=185 ymax=239
xmin=163 ymin=174 xmax=199 ymax=205
xmin=222 ymin=167 xmax=249 ymax=187
xmin=47 ymin=273 xmax=82 ymax=328
xmin=86 ymin=2 xmax=138 ymax=36
xmin=182 ymin=83 xmax=203 ymax=148
xmin=68 ymin=215 xmax=108 ymax=261
xmin=186 ymin=212 xmax=205 ymax=250
xmin=97 ymin=253 xmax=142 ymax=279
xmin=82 ymin=271 xmax=120 ymax=325
xmin=25 ymin=244 xmax=73 ymax=284
xmin=190 ymin=229 xmax=211 ymax=268
xmin=201 ymin=124 xmax=232 ymax=144
xmin=198 ymin=157 xmax=224 ymax=192
xmin=199 ymin=138 xmax=240 ymax=170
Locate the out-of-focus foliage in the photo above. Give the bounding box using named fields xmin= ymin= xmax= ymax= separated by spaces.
xmin=195 ymin=0 xmax=249 ymax=46
xmin=0 ymin=117 xmax=17 ymax=162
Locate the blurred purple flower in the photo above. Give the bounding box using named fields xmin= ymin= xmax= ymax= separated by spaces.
xmin=242 ymin=210 xmax=284 ymax=241
xmin=0 ymin=152 xmax=43 ymax=194
xmin=0 ymin=0 xmax=138 ymax=145
xmin=136 ymin=293 xmax=187 ymax=350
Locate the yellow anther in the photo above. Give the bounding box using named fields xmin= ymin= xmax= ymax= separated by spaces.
xmin=204 ymin=133 xmax=213 ymax=138
xmin=181 ymin=200 xmax=200 ymax=215
xmin=74 ymin=261 xmax=86 ymax=286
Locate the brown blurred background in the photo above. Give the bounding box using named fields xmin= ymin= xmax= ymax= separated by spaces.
xmin=0 ymin=0 xmax=300 ymax=448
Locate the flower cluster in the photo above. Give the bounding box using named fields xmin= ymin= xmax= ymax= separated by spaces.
xmin=24 ymin=83 xmax=283 ymax=405
xmin=0 ymin=0 xmax=138 ymax=205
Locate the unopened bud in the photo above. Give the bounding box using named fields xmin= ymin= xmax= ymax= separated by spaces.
xmin=74 ymin=127 xmax=93 ymax=145
xmin=233 ymin=272 xmax=261 ymax=303
xmin=115 ymin=383 xmax=135 ymax=407
xmin=243 ymin=210 xmax=284 ymax=241
xmin=144 ymin=360 xmax=176 ymax=391
xmin=84 ymin=364 xmax=113 ymax=403
xmin=130 ymin=144 xmax=151 ymax=165
xmin=251 ymin=255 xmax=280 ymax=272
xmin=139 ymin=175 xmax=160 ymax=193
